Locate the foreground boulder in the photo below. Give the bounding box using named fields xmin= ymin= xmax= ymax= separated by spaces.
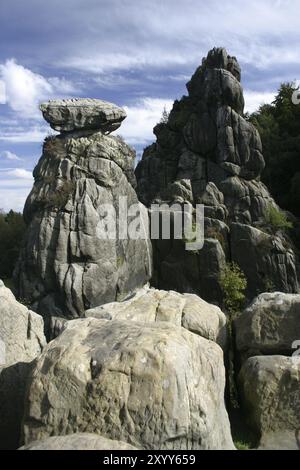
xmin=40 ymin=98 xmax=127 ymax=133
xmin=239 ymin=356 xmax=300 ymax=448
xmin=20 ymin=433 xmax=138 ymax=450
xmin=15 ymin=99 xmax=152 ymax=323
xmin=23 ymin=318 xmax=234 ymax=450
xmin=235 ymin=292 xmax=300 ymax=363
xmin=135 ymin=47 xmax=298 ymax=304
xmin=86 ymin=286 xmax=227 ymax=347
xmin=0 ymin=281 xmax=46 ymax=449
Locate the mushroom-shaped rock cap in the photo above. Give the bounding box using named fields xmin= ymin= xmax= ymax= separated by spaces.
xmin=40 ymin=98 xmax=127 ymax=134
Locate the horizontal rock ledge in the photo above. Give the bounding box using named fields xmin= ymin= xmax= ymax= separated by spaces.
xmin=40 ymin=98 xmax=127 ymax=133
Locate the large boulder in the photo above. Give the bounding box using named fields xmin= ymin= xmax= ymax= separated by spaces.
xmin=135 ymin=47 xmax=298 ymax=304
xmin=239 ymin=356 xmax=300 ymax=447
xmin=0 ymin=281 xmax=46 ymax=449
xmin=40 ymin=98 xmax=127 ymax=133
xmin=15 ymin=100 xmax=152 ymax=324
xmin=86 ymin=286 xmax=227 ymax=347
xmin=23 ymin=318 xmax=234 ymax=450
xmin=231 ymin=225 xmax=298 ymax=300
xmin=235 ymin=292 xmax=300 ymax=363
xmin=20 ymin=433 xmax=138 ymax=450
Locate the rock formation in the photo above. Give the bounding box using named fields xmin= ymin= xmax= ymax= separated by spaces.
xmin=0 ymin=281 xmax=46 ymax=449
xmin=7 ymin=47 xmax=300 ymax=451
xmin=15 ymin=99 xmax=152 ymax=324
xmin=86 ymin=285 xmax=227 ymax=348
xmin=234 ymin=292 xmax=300 ymax=448
xmin=23 ymin=317 xmax=234 ymax=450
xmin=239 ymin=356 xmax=300 ymax=448
xmin=235 ymin=292 xmax=300 ymax=363
xmin=40 ymin=98 xmax=126 ymax=134
xmin=20 ymin=433 xmax=138 ymax=450
xmin=135 ymin=47 xmax=298 ymax=303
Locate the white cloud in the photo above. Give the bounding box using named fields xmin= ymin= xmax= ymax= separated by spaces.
xmin=0 ymin=126 xmax=51 ymax=143
xmin=0 ymin=188 xmax=30 ymax=212
xmin=48 ymin=76 xmax=77 ymax=94
xmin=120 ymin=98 xmax=173 ymax=145
xmin=0 ymin=80 xmax=6 ymax=104
xmin=0 ymin=168 xmax=33 ymax=211
xmin=244 ymin=90 xmax=276 ymax=114
xmin=0 ymin=150 xmax=23 ymax=161
xmin=64 ymin=52 xmax=191 ymax=74
xmin=5 ymin=168 xmax=33 ymax=180
xmin=0 ymin=59 xmax=78 ymax=119
xmin=59 ymin=0 xmax=300 ymax=74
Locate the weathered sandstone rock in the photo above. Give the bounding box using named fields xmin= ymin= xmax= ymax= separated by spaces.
xmin=86 ymin=286 xmax=227 ymax=347
xmin=0 ymin=282 xmax=46 ymax=449
xmin=135 ymin=47 xmax=298 ymax=304
xmin=20 ymin=433 xmax=138 ymax=450
xmin=239 ymin=356 xmax=300 ymax=445
xmin=15 ymin=101 xmax=152 ymax=324
xmin=23 ymin=318 xmax=234 ymax=450
xmin=235 ymin=292 xmax=300 ymax=363
xmin=40 ymin=98 xmax=126 ymax=133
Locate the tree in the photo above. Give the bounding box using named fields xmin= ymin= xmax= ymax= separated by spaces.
xmin=248 ymin=82 xmax=300 ymax=216
xmin=220 ymin=262 xmax=247 ymax=316
xmin=264 ymin=204 xmax=293 ymax=232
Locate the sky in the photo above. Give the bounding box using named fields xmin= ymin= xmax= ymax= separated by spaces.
xmin=0 ymin=0 xmax=299 ymax=212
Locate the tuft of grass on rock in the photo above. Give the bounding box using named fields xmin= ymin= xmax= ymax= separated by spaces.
xmin=234 ymin=440 xmax=251 ymax=451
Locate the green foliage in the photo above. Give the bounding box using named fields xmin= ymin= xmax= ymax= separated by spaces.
xmin=220 ymin=263 xmax=247 ymax=411
xmin=0 ymin=210 xmax=26 ymax=279
xmin=234 ymin=441 xmax=251 ymax=451
xmin=264 ymin=204 xmax=293 ymax=231
xmin=249 ymin=82 xmax=300 ymax=216
xmin=220 ymin=262 xmax=247 ymax=316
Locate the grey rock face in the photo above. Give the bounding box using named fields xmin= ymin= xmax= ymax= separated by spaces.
xmin=23 ymin=318 xmax=234 ymax=450
xmin=86 ymin=286 xmax=227 ymax=348
xmin=235 ymin=292 xmax=300 ymax=363
xmin=0 ymin=284 xmax=45 ymax=365
xmin=19 ymin=433 xmax=138 ymax=450
xmin=0 ymin=283 xmax=46 ymax=449
xmin=15 ymin=102 xmax=152 ymax=323
xmin=239 ymin=356 xmax=300 ymax=443
xmin=40 ymin=98 xmax=127 ymax=133
xmin=258 ymin=430 xmax=300 ymax=450
xmin=135 ymin=47 xmax=298 ymax=304
xmin=231 ymin=224 xmax=298 ymax=300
